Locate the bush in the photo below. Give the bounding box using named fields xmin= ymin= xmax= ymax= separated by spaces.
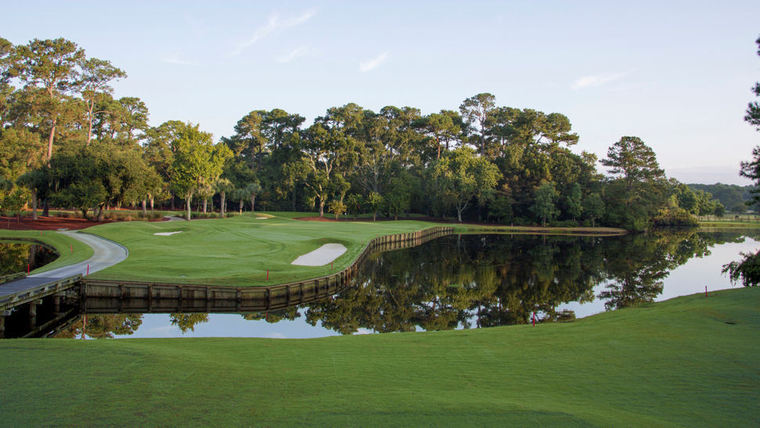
xmin=723 ymin=250 xmax=760 ymax=287
xmin=653 ymin=207 xmax=699 ymax=227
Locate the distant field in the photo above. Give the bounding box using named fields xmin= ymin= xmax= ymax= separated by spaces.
xmin=0 ymin=287 xmax=757 ymax=426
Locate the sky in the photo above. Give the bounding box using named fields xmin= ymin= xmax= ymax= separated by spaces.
xmin=3 ymin=0 xmax=759 ymax=184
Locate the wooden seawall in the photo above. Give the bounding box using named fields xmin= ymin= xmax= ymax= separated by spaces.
xmin=80 ymin=226 xmax=454 ymax=313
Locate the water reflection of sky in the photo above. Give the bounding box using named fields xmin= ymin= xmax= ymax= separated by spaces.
xmin=114 ymin=236 xmax=759 ymax=340
xmin=559 ymin=237 xmax=758 ymax=318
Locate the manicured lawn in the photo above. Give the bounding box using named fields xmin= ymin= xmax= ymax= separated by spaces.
xmin=0 ymin=288 xmax=757 ymax=426
xmin=85 ymin=212 xmax=446 ymax=286
xmin=0 ymin=230 xmax=93 ymax=274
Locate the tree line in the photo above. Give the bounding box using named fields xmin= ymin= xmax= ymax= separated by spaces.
xmin=0 ymin=37 xmax=724 ymax=230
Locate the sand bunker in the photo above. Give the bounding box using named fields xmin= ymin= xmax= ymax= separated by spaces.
xmin=256 ymin=217 xmax=269 ymax=220
xmin=154 ymin=231 xmax=182 ymax=236
xmin=291 ymin=243 xmax=347 ymax=266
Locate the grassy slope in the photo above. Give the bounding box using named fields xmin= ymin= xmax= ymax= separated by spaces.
xmin=0 ymin=230 xmax=93 ymax=274
xmin=0 ymin=288 xmax=757 ymax=426
xmin=85 ymin=213 xmax=444 ymax=286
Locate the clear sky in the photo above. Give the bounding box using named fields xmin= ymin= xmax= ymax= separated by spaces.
xmin=3 ymin=0 xmax=759 ymax=184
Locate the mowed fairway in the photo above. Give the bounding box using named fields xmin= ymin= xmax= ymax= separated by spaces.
xmin=0 ymin=288 xmax=758 ymax=426
xmin=84 ymin=213 xmax=443 ymax=285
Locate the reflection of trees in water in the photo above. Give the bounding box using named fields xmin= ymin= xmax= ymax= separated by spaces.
xmin=0 ymin=242 xmax=56 ymax=275
xmin=299 ymin=230 xmax=752 ymax=335
xmin=55 ymin=314 xmax=143 ymax=338
xmin=49 ymin=230 xmax=754 ymax=338
xmin=0 ymin=243 xmax=29 ymax=275
xmin=300 ymin=234 xmax=609 ymax=334
xmin=170 ymin=313 xmax=209 ymax=333
xmin=599 ymin=230 xmax=732 ymax=310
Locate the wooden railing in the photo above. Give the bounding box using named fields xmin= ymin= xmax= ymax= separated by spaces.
xmin=0 ymin=275 xmax=82 ymax=311
xmin=0 ymin=272 xmax=26 ymax=285
xmin=80 ymin=226 xmax=454 ymax=313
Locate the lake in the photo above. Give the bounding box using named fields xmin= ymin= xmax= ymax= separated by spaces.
xmin=1 ymin=229 xmax=757 ymax=339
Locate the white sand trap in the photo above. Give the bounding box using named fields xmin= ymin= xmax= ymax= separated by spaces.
xmin=291 ymin=243 xmax=347 ymax=266
xmin=256 ymin=217 xmax=269 ymax=219
xmin=154 ymin=231 xmax=182 ymax=236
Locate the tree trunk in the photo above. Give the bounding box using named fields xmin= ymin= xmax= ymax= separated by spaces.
xmin=86 ymin=100 xmax=94 ymax=146
xmin=150 ymin=196 xmax=154 ymax=212
xmin=186 ymin=194 xmax=192 ymax=221
xmin=47 ymin=117 xmax=57 ymax=161
xmin=141 ymin=199 xmax=147 ymax=216
xmin=220 ymin=191 xmax=226 ymax=217
xmin=203 ymin=198 xmax=207 ymax=214
xmin=43 ymin=199 xmax=49 ymax=217
xmin=319 ymin=200 xmax=325 ymax=217
xmin=97 ymin=205 xmax=104 ymax=222
xmin=239 ymin=199 xmax=243 ymax=214
xmin=31 ymin=190 xmax=37 ymax=221
xmin=373 ymin=211 xmax=377 ymax=222
xmin=170 ymin=196 xmax=175 ymax=211
xmin=251 ymin=194 xmax=256 ymax=212
xmin=457 ymin=207 xmax=463 ymax=223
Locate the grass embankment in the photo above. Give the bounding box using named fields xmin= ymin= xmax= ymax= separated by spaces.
xmin=1 ymin=288 xmax=758 ymax=426
xmin=700 ymin=221 xmax=760 ymax=229
xmin=85 ymin=213 xmax=445 ymax=286
xmin=0 ymin=230 xmax=93 ymax=274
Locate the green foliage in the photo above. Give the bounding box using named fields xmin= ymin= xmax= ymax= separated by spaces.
xmin=582 ymin=193 xmax=605 ymax=227
xmin=745 ymin=36 xmax=760 ymax=130
xmin=431 ymin=147 xmax=501 ymax=222
xmin=366 ymin=192 xmax=384 ymax=221
xmin=564 ymin=182 xmax=583 ymax=220
xmin=328 ymin=200 xmax=347 ymax=219
xmin=688 ymin=183 xmax=754 ymax=213
xmin=652 ymin=206 xmax=699 ymax=227
xmin=723 ymin=250 xmax=760 ymax=287
xmin=532 ymin=181 xmax=558 ymax=226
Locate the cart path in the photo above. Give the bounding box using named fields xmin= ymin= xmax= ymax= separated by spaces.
xmin=0 ymin=231 xmax=128 ymax=297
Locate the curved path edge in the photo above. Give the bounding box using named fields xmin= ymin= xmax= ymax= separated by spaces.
xmin=0 ymin=231 xmax=128 ymax=297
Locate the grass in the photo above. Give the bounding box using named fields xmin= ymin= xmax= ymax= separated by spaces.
xmin=700 ymin=221 xmax=760 ymax=229
xmin=84 ymin=212 xmax=446 ymax=286
xmin=0 ymin=229 xmax=93 ymax=274
xmin=0 ymin=287 xmax=757 ymax=426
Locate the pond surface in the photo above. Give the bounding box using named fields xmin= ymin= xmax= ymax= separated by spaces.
xmin=0 ymin=240 xmax=58 ymax=276
xmin=3 ymin=230 xmax=758 ymax=339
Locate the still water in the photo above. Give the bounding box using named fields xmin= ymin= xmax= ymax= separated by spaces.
xmin=0 ymin=240 xmax=57 ymax=276
xmin=2 ymin=230 xmax=757 ymax=339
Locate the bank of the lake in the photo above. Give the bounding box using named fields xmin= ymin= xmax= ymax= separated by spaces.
xmin=0 ymin=287 xmax=757 ymax=426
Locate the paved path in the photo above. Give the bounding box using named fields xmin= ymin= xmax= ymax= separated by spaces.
xmin=0 ymin=231 xmax=128 ymax=297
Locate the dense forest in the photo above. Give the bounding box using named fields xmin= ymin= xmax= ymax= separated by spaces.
xmin=0 ymin=37 xmax=725 ymax=230
xmin=687 ymin=183 xmax=755 ymax=213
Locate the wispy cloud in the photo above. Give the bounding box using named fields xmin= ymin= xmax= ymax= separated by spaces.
xmin=161 ymin=53 xmax=194 ymax=65
xmin=276 ymin=46 xmax=310 ymax=63
xmin=359 ymin=52 xmax=389 ymax=72
xmin=231 ymin=9 xmax=316 ymax=56
xmin=572 ymin=72 xmax=629 ymax=90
